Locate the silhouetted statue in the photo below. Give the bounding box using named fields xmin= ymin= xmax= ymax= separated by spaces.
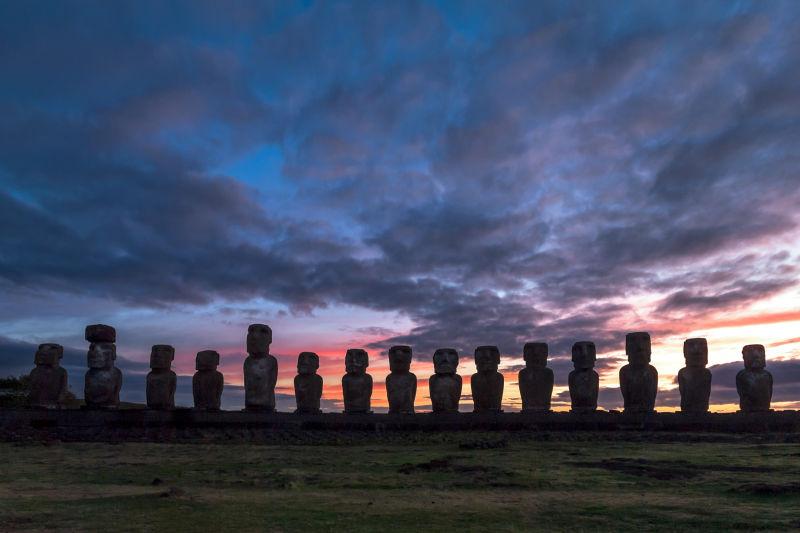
xmin=472 ymin=345 xmax=503 ymax=412
xmin=243 ymin=323 xmax=278 ymax=412
xmin=342 ymin=348 xmax=372 ymax=413
xmin=569 ymin=341 xmax=598 ymax=413
xmin=386 ymin=345 xmax=416 ymax=414
xmin=294 ymin=351 xmax=323 ymax=413
xmin=678 ymin=338 xmax=711 ymax=413
xmin=84 ymin=324 xmax=122 ymax=409
xmin=429 ymin=348 xmax=462 ymax=413
xmin=147 ymin=344 xmax=176 ymax=410
xmin=519 ymin=342 xmax=553 ymax=411
xmin=619 ymin=332 xmax=658 ymax=413
xmin=29 ymin=343 xmax=68 ymax=408
xmin=736 ymin=344 xmax=773 ymax=413
xmin=193 ymin=350 xmax=223 ymax=410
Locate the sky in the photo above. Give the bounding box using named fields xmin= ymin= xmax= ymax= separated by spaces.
xmin=1 ymin=0 xmax=799 ymax=412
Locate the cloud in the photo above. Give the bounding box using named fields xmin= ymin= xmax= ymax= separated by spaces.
xmin=0 ymin=1 xmax=799 ymax=386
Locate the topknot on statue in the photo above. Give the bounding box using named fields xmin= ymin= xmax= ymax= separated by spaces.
xmin=85 ymin=324 xmax=116 ymax=343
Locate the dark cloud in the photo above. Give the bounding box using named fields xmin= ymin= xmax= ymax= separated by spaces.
xmin=0 ymin=1 xmax=799 ymax=369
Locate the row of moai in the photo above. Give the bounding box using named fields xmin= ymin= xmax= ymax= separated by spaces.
xmin=28 ymin=326 xmax=774 ymax=414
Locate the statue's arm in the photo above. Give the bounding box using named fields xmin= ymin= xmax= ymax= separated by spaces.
xmin=59 ymin=369 xmax=69 ymax=403
xmin=650 ymin=367 xmax=658 ymax=403
xmin=269 ymin=357 xmax=278 ymax=388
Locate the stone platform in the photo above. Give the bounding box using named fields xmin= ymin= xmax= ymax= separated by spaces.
xmin=1 ymin=408 xmax=799 ymax=442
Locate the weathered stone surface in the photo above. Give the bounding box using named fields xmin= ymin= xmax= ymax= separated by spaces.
xmin=736 ymin=344 xmax=773 ymax=413
xmin=386 ymin=345 xmax=416 ymax=414
xmin=519 ymin=342 xmax=553 ymax=412
xmin=619 ymin=332 xmax=658 ymax=413
xmin=243 ymin=324 xmax=278 ymax=412
xmin=29 ymin=343 xmax=68 ymax=408
xmin=84 ymin=341 xmax=122 ymax=409
xmin=295 ymin=352 xmax=323 ymax=413
xmin=147 ymin=345 xmax=176 ymax=410
xmin=569 ymin=341 xmax=598 ymax=413
xmin=429 ymin=348 xmax=462 ymax=413
xmin=342 ymin=349 xmax=372 ymax=413
xmin=472 ymin=346 xmax=503 ymax=412
xmin=193 ymin=350 xmax=223 ymax=410
xmin=678 ymin=338 xmax=711 ymax=413
xmin=85 ymin=324 xmax=116 ymax=343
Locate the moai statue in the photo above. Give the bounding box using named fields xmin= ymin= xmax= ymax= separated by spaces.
xmin=342 ymin=348 xmax=372 ymax=413
xmin=569 ymin=341 xmax=599 ymax=413
xmin=193 ymin=350 xmax=223 ymax=410
xmin=29 ymin=343 xmax=68 ymax=408
xmin=429 ymin=348 xmax=462 ymax=413
xmin=243 ymin=324 xmax=278 ymax=412
xmin=678 ymin=338 xmax=712 ymax=413
xmin=84 ymin=324 xmax=123 ymax=409
xmin=519 ymin=342 xmax=554 ymax=411
xmin=736 ymin=344 xmax=773 ymax=413
xmin=294 ymin=351 xmax=323 ymax=413
xmin=471 ymin=345 xmax=503 ymax=413
xmin=619 ymin=332 xmax=658 ymax=413
xmin=386 ymin=345 xmax=417 ymax=414
xmin=146 ymin=344 xmax=176 ymax=410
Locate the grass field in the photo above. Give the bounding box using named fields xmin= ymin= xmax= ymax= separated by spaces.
xmin=1 ymin=433 xmax=799 ymax=531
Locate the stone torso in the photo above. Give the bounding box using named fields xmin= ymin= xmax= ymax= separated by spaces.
xmin=568 ymin=369 xmax=598 ymax=412
xmin=619 ymin=364 xmax=658 ymax=413
xmin=84 ymin=368 xmax=122 ymax=408
xmin=244 ymin=354 xmax=278 ymax=410
xmin=471 ymin=371 xmax=504 ymax=412
xmin=736 ymin=369 xmax=773 ymax=412
xmin=294 ymin=374 xmax=323 ymax=413
xmin=342 ymin=373 xmax=372 ymax=413
xmin=678 ymin=367 xmax=711 ymax=413
xmin=430 ymin=374 xmax=462 ymax=413
xmin=386 ymin=372 xmax=417 ymax=414
xmin=29 ymin=366 xmax=68 ymax=408
xmin=519 ymin=367 xmax=554 ymax=411
xmin=193 ymin=370 xmax=223 ymax=410
xmin=146 ymin=370 xmax=176 ymax=409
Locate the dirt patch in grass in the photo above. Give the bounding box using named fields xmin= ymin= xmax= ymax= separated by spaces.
xmin=570 ymin=457 xmax=776 ymax=481
xmin=731 ymin=483 xmax=800 ymax=496
xmin=396 ymin=455 xmax=525 ymax=488
xmin=458 ymin=438 xmax=509 ymax=450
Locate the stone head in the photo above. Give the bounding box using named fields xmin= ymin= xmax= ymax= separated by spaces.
xmin=85 ymin=324 xmax=116 ymax=344
xmin=523 ymin=342 xmax=548 ymax=368
xmin=196 ymin=350 xmax=220 ymax=371
xmin=625 ymin=332 xmax=651 ymax=365
xmin=150 ymin=344 xmax=175 ymax=370
xmin=297 ymin=351 xmax=320 ymax=375
xmin=571 ymin=341 xmax=596 ymax=370
xmin=388 ymin=345 xmax=412 ymax=373
xmin=35 ymin=343 xmax=63 ymax=367
xmin=683 ymin=338 xmax=708 ymax=368
xmin=345 ymin=348 xmax=369 ymax=374
xmin=246 ymin=323 xmax=272 ymax=355
xmin=433 ymin=348 xmax=459 ymax=375
xmin=88 ymin=342 xmax=116 ymax=369
xmin=742 ymin=344 xmax=766 ymax=370
xmin=474 ymin=345 xmax=500 ymax=373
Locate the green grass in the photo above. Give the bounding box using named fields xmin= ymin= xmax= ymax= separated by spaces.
xmin=1 ymin=434 xmax=799 ymax=531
